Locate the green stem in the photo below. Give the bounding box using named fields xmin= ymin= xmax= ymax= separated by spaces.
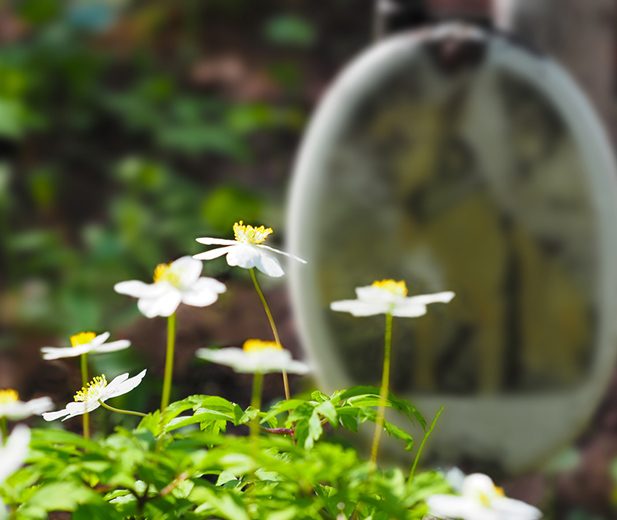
xmin=249 ymin=268 xmax=290 ymax=400
xmin=80 ymin=353 xmax=90 ymax=439
xmin=408 ymin=406 xmax=444 ymax=484
xmin=98 ymin=400 xmax=147 ymax=418
xmin=160 ymin=313 xmax=177 ymax=411
xmin=250 ymin=372 xmax=264 ymax=439
xmin=0 ymin=417 xmax=7 ymax=441
xmin=370 ymin=312 xmax=393 ymax=466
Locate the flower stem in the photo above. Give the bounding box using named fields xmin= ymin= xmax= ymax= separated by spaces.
xmin=249 ymin=268 xmax=290 ymax=400
xmin=80 ymin=353 xmax=90 ymax=439
xmin=98 ymin=400 xmax=147 ymax=418
xmin=250 ymin=372 xmax=264 ymax=439
xmin=408 ymin=406 xmax=444 ymax=484
xmin=160 ymin=312 xmax=177 ymax=412
xmin=370 ymin=312 xmax=393 ymax=466
xmin=0 ymin=417 xmax=7 ymax=441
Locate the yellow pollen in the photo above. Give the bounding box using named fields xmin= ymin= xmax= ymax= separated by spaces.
xmin=0 ymin=389 xmax=19 ymax=404
xmin=233 ymin=221 xmax=273 ymax=245
xmin=74 ymin=375 xmax=107 ymax=402
xmin=153 ymin=262 xmax=180 ymax=285
xmin=70 ymin=332 xmax=96 ymax=347
xmin=494 ymin=486 xmax=505 ymax=497
xmin=479 ymin=491 xmax=492 ymax=507
xmin=371 ymin=279 xmax=408 ymax=297
xmin=242 ymin=339 xmax=282 ymax=353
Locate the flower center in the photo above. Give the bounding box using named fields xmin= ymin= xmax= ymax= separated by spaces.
xmin=233 ymin=221 xmax=273 ymax=245
xmin=153 ymin=262 xmax=180 ymax=286
xmin=371 ymin=279 xmax=408 ymax=297
xmin=70 ymin=331 xmax=96 ymax=347
xmin=0 ymin=389 xmax=19 ymax=404
xmin=242 ymin=339 xmax=282 ymax=353
xmin=74 ymin=375 xmax=107 ymax=403
xmin=477 ymin=486 xmax=504 ymax=508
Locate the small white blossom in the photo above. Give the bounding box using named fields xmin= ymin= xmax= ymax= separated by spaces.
xmin=194 ymin=221 xmax=306 ymax=278
xmin=114 ymin=256 xmax=226 ymax=318
xmin=0 ymin=389 xmax=53 ymax=421
xmin=41 ymin=331 xmax=130 ymax=361
xmin=197 ymin=339 xmax=310 ymax=375
xmin=330 ymin=279 xmax=454 ymax=317
xmin=427 ymin=473 xmax=542 ymax=520
xmin=42 ymin=370 xmax=147 ymax=422
xmin=0 ymin=425 xmax=30 ymax=482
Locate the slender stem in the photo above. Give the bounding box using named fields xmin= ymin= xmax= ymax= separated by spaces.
xmin=160 ymin=313 xmax=177 ymax=411
xmin=0 ymin=417 xmax=7 ymax=441
xmin=249 ymin=268 xmax=290 ymax=400
xmin=250 ymin=372 xmax=264 ymax=439
xmin=370 ymin=312 xmax=393 ymax=466
xmin=99 ymin=400 xmax=147 ymax=418
xmin=408 ymin=406 xmax=444 ymax=484
xmin=80 ymin=353 xmax=90 ymax=439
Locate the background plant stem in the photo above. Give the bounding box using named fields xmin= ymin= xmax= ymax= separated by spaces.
xmin=80 ymin=353 xmax=90 ymax=439
xmin=160 ymin=313 xmax=177 ymax=411
xmin=250 ymin=372 xmax=264 ymax=439
xmin=249 ymin=268 xmax=290 ymax=400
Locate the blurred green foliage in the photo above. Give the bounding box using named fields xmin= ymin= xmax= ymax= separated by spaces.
xmin=0 ymin=0 xmax=314 ymax=340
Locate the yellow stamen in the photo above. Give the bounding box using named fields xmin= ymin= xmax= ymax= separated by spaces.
xmin=0 ymin=389 xmax=19 ymax=404
xmin=74 ymin=375 xmax=107 ymax=402
xmin=70 ymin=332 xmax=97 ymax=347
xmin=242 ymin=339 xmax=282 ymax=353
xmin=479 ymin=492 xmax=491 ymax=507
xmin=233 ymin=221 xmax=273 ymax=245
xmin=153 ymin=262 xmax=180 ymax=286
xmin=495 ymin=486 xmax=505 ymax=497
xmin=371 ymin=279 xmax=408 ymax=297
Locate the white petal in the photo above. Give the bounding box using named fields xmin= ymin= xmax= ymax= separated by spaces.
xmin=195 ymin=237 xmax=237 ymax=246
xmin=0 ymin=426 xmax=30 ymax=483
xmin=330 ymin=299 xmax=388 ymax=317
xmin=390 ymin=303 xmax=428 ymax=318
xmin=91 ymin=332 xmax=111 ymax=347
xmin=114 ymin=280 xmax=162 ymax=299
xmin=427 ymin=495 xmax=496 ymax=520
xmin=197 ymin=348 xmax=247 ymax=369
xmin=193 ymin=245 xmax=237 ymax=261
xmin=254 ymin=252 xmax=284 ymax=278
xmin=181 ymin=277 xmax=226 ymax=307
xmin=493 ymin=497 xmax=542 ymax=519
xmin=258 ymin=244 xmax=307 ymax=264
xmin=43 ymin=408 xmax=71 ymax=421
xmin=285 ymin=359 xmax=311 ymax=375
xmin=41 ymin=346 xmax=84 ymax=360
xmin=170 ymin=256 xmax=202 ymax=288
xmin=103 ymin=369 xmax=147 ymax=400
xmin=93 ymin=340 xmax=131 ymax=354
xmin=137 ymin=288 xmax=182 ymax=318
xmin=356 ymin=286 xmax=401 ymax=305
xmin=25 ymin=397 xmax=54 ymax=416
xmin=197 ymin=347 xmax=310 ymax=375
xmin=64 ymin=400 xmax=101 ymax=419
xmin=226 ymin=244 xmax=259 ymax=269
xmin=406 ymin=291 xmax=455 ymax=306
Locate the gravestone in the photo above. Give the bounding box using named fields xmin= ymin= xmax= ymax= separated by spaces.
xmin=287 ymin=23 xmax=617 ymax=472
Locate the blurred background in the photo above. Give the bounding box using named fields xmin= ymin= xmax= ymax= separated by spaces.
xmin=2 ymin=0 xmax=617 ymax=518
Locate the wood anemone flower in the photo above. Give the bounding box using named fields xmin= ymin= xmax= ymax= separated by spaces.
xmin=41 ymin=331 xmax=131 ymax=360
xmin=0 ymin=389 xmax=53 ymax=421
xmin=194 ymin=221 xmax=306 ymax=278
xmin=114 ymin=256 xmax=226 ymax=318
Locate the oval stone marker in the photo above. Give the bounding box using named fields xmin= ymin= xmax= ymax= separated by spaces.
xmin=287 ymin=23 xmax=617 ymax=472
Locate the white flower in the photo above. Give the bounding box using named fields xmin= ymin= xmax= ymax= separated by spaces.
xmin=42 ymin=370 xmax=147 ymax=422
xmin=330 ymin=279 xmax=455 ymax=317
xmin=41 ymin=331 xmax=131 ymax=361
xmin=427 ymin=473 xmax=542 ymax=520
xmin=196 ymin=339 xmax=310 ymax=375
xmin=114 ymin=256 xmax=226 ymax=318
xmin=194 ymin=221 xmax=306 ymax=278
xmin=0 ymin=425 xmax=30 ymax=483
xmin=0 ymin=389 xmax=53 ymax=421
